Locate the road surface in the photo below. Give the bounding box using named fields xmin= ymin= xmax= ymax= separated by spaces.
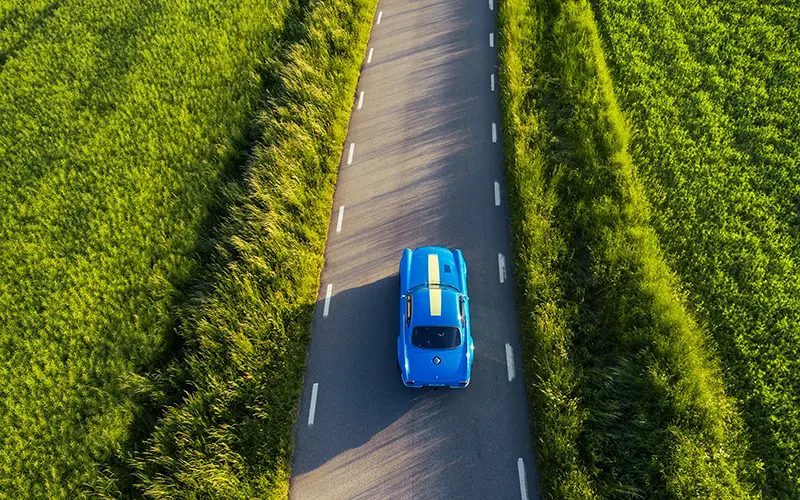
xmin=290 ymin=1 xmax=540 ymax=498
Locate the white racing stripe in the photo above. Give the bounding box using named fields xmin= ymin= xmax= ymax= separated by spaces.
xmin=428 ymin=254 xmax=442 ymax=316
xmin=336 ymin=206 xmax=344 ymax=233
xmin=367 ymin=47 xmax=374 ymax=63
xmin=498 ymin=253 xmax=507 ymax=283
xmin=308 ymin=383 xmax=319 ymax=426
xmin=494 ymin=181 xmax=501 ymax=206
xmin=491 ymin=73 xmax=495 ymax=91
xmin=492 ymin=123 xmax=497 ymax=143
xmin=517 ymin=458 xmax=529 ymax=500
xmin=489 ymin=32 xmax=494 ymax=47
xmin=357 ymin=91 xmax=364 ymax=110
xmin=323 ymin=284 xmax=333 ymax=317
xmin=347 ymin=143 xmax=355 ymax=165
xmin=505 ymin=343 xmax=516 ymax=381
xmin=377 ymin=11 xmax=383 ymax=24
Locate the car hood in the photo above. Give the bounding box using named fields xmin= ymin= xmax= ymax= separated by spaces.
xmin=407 ymin=247 xmax=461 ymax=291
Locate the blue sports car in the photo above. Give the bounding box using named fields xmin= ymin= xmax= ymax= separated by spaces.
xmin=397 ymin=246 xmax=474 ymax=388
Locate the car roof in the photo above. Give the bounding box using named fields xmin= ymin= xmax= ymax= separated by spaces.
xmin=411 ymin=287 xmax=461 ymax=327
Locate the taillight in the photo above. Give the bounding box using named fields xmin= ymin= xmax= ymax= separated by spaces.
xmin=406 ymin=381 xmax=415 ymax=385
xmin=458 ymin=381 xmax=468 ymax=385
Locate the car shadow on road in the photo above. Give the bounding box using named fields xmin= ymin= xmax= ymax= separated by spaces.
xmin=289 ymin=274 xmax=483 ymax=499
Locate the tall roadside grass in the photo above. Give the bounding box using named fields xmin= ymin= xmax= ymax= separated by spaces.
xmin=498 ymin=0 xmax=593 ymax=496
xmin=115 ymin=0 xmax=378 ymax=497
xmin=498 ymin=0 xmax=762 ymax=497
xmin=593 ymin=1 xmax=800 ymax=495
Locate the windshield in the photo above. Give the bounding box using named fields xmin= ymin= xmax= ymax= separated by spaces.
xmin=408 ymin=282 xmax=461 ymax=294
xmin=411 ymin=326 xmax=462 ymax=349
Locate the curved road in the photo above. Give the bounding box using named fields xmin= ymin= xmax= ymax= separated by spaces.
xmin=290 ymin=1 xmax=540 ymax=498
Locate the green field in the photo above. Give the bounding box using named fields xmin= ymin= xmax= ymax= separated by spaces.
xmin=128 ymin=1 xmax=376 ymax=497
xmin=0 ymin=0 xmax=375 ymax=497
xmin=4 ymin=0 xmax=798 ymax=497
xmin=499 ymin=0 xmax=799 ymax=497
xmin=593 ymin=1 xmax=800 ymax=496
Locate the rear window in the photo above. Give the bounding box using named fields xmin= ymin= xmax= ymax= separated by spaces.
xmin=412 ymin=326 xmax=462 ymax=349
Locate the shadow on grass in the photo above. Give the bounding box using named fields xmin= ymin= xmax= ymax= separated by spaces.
xmin=95 ymin=1 xmax=316 ymax=496
xmin=529 ymin=0 xmax=748 ymax=495
xmin=586 ymin=0 xmax=792 ymax=494
xmin=0 ymin=0 xmax=62 ymax=70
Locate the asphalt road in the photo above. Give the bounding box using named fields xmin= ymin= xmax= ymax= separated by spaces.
xmin=289 ymin=1 xmax=540 ymax=498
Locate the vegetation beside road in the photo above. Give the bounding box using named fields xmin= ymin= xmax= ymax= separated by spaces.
xmin=0 ymin=0 xmax=375 ymax=496
xmin=498 ymin=0 xmax=762 ymax=497
xmin=126 ymin=0 xmax=377 ymax=497
xmin=593 ymin=1 xmax=800 ymax=495
xmin=0 ymin=0 xmax=293 ymax=495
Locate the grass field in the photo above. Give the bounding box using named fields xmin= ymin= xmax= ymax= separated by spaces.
xmin=0 ymin=0 xmax=293 ymax=495
xmin=592 ymin=1 xmax=800 ymax=496
xmin=125 ymin=0 xmax=376 ymax=497
xmin=499 ymin=0 xmax=772 ymax=497
xmin=0 ymin=0 xmax=375 ymax=497
xmin=5 ymin=0 xmax=797 ymax=497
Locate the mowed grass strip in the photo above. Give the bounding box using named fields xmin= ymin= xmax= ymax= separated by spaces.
xmin=593 ymin=0 xmax=800 ymax=495
xmin=124 ymin=0 xmax=377 ymax=497
xmin=0 ymin=0 xmax=294 ymax=496
xmin=499 ymin=0 xmax=761 ymax=497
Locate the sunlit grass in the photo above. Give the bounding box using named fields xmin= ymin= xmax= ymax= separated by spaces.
xmin=499 ymin=0 xmax=762 ymax=497
xmin=0 ymin=0 xmax=375 ymax=497
xmin=127 ymin=1 xmax=376 ymax=497
xmin=593 ymin=1 xmax=800 ymax=495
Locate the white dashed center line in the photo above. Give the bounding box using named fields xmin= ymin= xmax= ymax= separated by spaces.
xmin=492 ymin=122 xmax=497 ymax=143
xmin=489 ymin=0 xmax=494 ymax=10
xmin=336 ymin=206 xmax=344 ymax=233
xmin=517 ymin=458 xmax=529 ymax=500
xmin=367 ymin=47 xmax=374 ymax=63
xmin=489 ymin=32 xmax=494 ymax=47
xmin=357 ymin=91 xmax=364 ymax=110
xmin=323 ymin=284 xmax=333 ymax=317
xmin=347 ymin=143 xmax=355 ymax=165
xmin=377 ymin=11 xmax=383 ymax=24
xmin=498 ymin=253 xmax=507 ymax=283
xmin=505 ymin=343 xmax=516 ymax=381
xmin=491 ymin=73 xmax=495 ymax=91
xmin=308 ymin=383 xmax=319 ymax=426
xmin=494 ymin=181 xmax=501 ymax=206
